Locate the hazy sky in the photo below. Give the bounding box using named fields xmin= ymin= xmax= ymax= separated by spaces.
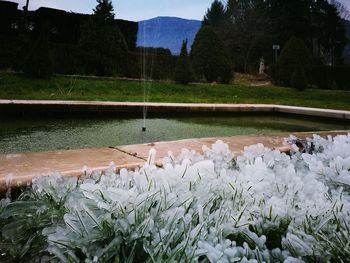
xmin=11 ymin=0 xmax=350 ymax=22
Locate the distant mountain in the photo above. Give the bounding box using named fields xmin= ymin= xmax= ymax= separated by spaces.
xmin=137 ymin=16 xmax=201 ymax=55
xmin=343 ymin=19 xmax=350 ymax=65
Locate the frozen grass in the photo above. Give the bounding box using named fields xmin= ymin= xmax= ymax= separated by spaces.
xmin=1 ymin=135 xmax=350 ymax=262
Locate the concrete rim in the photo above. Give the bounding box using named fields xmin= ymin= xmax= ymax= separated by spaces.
xmin=1 ymin=100 xmax=350 ymax=119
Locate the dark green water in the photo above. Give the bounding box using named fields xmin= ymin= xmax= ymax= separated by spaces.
xmin=0 ymin=115 xmax=349 ymax=154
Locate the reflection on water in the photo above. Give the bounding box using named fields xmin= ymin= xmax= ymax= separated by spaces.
xmin=0 ymin=115 xmax=349 ymax=154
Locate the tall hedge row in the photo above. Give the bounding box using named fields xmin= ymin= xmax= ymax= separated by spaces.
xmin=0 ymin=36 xmax=19 ymax=70
xmin=0 ymin=1 xmax=19 ymax=36
xmin=310 ymin=66 xmax=350 ymax=90
xmin=272 ymin=37 xmax=350 ymax=90
xmin=23 ymin=25 xmax=53 ymax=78
xmin=127 ymin=51 xmax=177 ymax=80
xmin=271 ymin=65 xmax=350 ymax=90
xmin=0 ymin=36 xmax=177 ymax=80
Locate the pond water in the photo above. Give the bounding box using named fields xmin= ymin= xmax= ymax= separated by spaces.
xmin=0 ymin=114 xmax=349 ymax=154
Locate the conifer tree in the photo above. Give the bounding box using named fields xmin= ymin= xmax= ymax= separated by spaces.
xmin=94 ymin=0 xmax=115 ymax=22
xmin=203 ymin=0 xmax=226 ymax=28
xmin=276 ymin=37 xmax=311 ymax=86
xmin=175 ymin=40 xmax=193 ymax=85
xmin=191 ymin=26 xmax=233 ymax=83
xmin=79 ymin=0 xmax=128 ymax=76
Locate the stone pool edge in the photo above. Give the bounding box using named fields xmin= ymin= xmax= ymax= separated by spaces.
xmin=1 ymin=100 xmax=350 ymax=119
xmin=1 ymin=130 xmax=349 ymax=192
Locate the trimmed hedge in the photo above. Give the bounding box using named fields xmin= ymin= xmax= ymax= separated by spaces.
xmin=0 ymin=36 xmax=82 ymax=75
xmin=23 ymin=25 xmax=53 ymax=79
xmin=271 ymin=65 xmax=350 ymax=90
xmin=0 ymin=1 xmax=19 ymax=36
xmin=115 ymin=19 xmax=138 ymax=50
xmin=310 ymin=66 xmax=350 ymax=90
xmin=0 ymin=36 xmax=178 ymax=80
xmin=276 ymin=37 xmax=312 ymax=86
xmin=51 ymin=43 xmax=83 ymax=75
xmin=127 ymin=51 xmax=177 ymax=80
xmin=290 ymin=62 xmax=308 ymax=91
xmin=0 ymin=36 xmax=19 ymax=70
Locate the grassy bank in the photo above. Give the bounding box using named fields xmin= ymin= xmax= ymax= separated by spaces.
xmin=1 ymin=73 xmax=350 ymax=110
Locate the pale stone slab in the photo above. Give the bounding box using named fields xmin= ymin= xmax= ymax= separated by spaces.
xmin=275 ymin=105 xmax=348 ymax=119
xmin=117 ymin=131 xmax=349 ymax=167
xmin=1 ymin=131 xmax=349 ymax=191
xmin=0 ymin=148 xmax=143 ymax=191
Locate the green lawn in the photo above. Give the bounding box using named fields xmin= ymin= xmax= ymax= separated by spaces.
xmin=1 ymin=73 xmax=350 ymax=110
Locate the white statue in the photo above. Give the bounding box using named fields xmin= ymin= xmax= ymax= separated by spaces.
xmin=259 ymin=57 xmax=265 ymax=75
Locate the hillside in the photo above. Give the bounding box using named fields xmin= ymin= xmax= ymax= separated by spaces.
xmin=137 ymin=16 xmax=201 ymax=55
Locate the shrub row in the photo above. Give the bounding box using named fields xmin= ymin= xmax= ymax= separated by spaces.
xmin=0 ymin=36 xmax=20 ymax=70
xmin=310 ymin=66 xmax=350 ymax=90
xmin=127 ymin=51 xmax=177 ymax=80
xmin=0 ymin=36 xmax=177 ymax=80
xmin=271 ymin=65 xmax=350 ymax=90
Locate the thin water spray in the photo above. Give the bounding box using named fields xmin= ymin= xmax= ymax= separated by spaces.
xmin=142 ymin=22 xmax=147 ymax=132
xmin=141 ymin=18 xmax=158 ymax=132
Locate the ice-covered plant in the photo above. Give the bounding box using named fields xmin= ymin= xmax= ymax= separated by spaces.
xmin=0 ymin=135 xmax=349 ymax=263
xmin=0 ymin=173 xmax=76 ymax=261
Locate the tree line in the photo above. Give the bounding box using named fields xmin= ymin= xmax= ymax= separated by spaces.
xmin=203 ymin=0 xmax=348 ymax=69
xmin=175 ymin=0 xmax=350 ymax=89
xmin=0 ymin=0 xmax=349 ymax=90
